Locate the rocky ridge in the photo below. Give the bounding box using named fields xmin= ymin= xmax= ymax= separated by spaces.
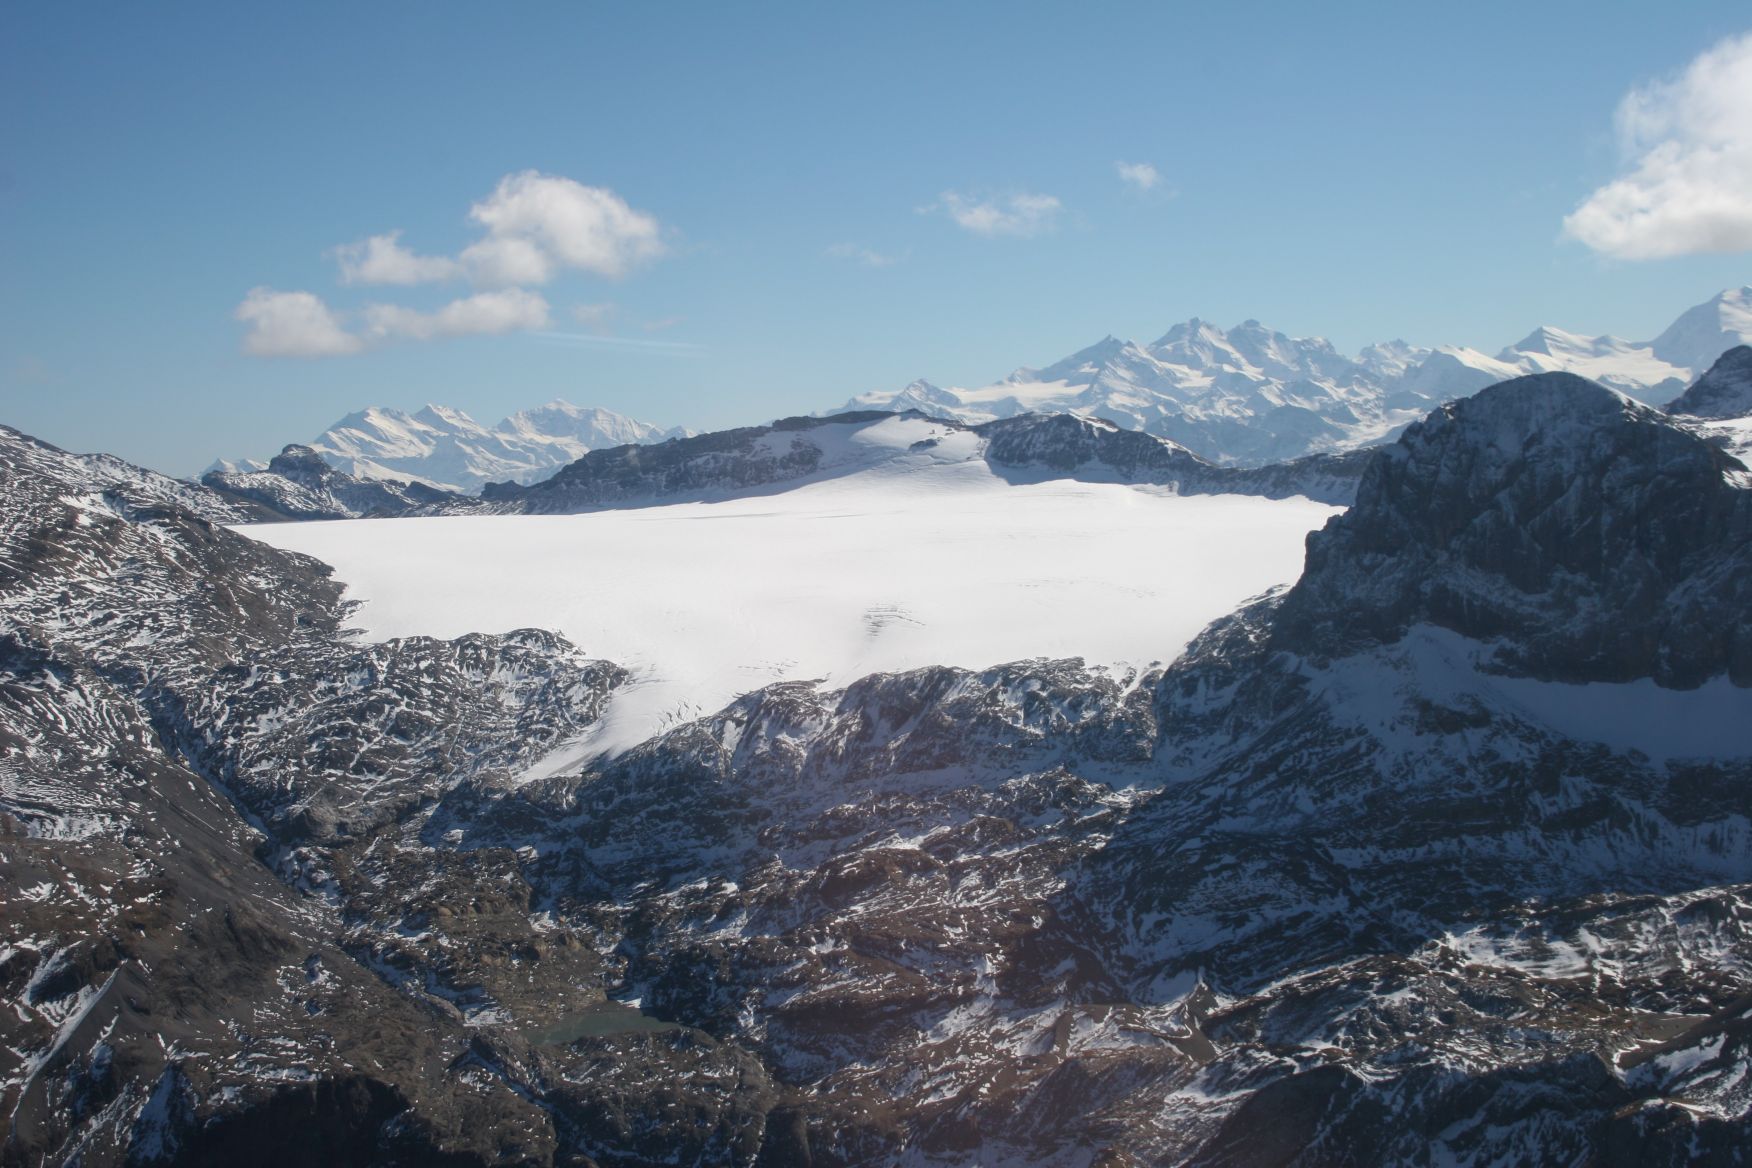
xmin=477 ymin=410 xmax=1369 ymax=515
xmin=201 ymin=444 xmax=475 ymax=521
xmin=1279 ymin=372 xmax=1752 ymax=686
xmin=5 ymin=370 xmax=1752 ymax=1164
xmin=1669 ymin=345 xmax=1752 ymax=421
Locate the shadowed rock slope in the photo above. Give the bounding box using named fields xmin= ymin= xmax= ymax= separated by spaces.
xmin=5 ymin=373 xmax=1752 ymax=1165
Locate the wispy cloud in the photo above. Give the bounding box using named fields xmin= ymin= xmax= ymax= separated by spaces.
xmin=9 ymin=355 xmax=65 ymax=387
xmin=570 ymin=302 xmax=617 ymax=333
xmin=235 ymin=288 xmax=552 ymax=357
xmin=362 ymin=289 xmax=551 ymax=342
xmin=1115 ymin=161 xmax=1162 ymax=192
xmin=1564 ymin=32 xmax=1752 ymax=259
xmin=826 ymin=242 xmax=904 ymax=267
xmin=530 ymin=330 xmax=701 ymax=352
xmin=929 ymin=191 xmax=1062 ymax=237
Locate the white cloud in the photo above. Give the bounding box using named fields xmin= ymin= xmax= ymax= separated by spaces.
xmin=462 ymin=171 xmax=665 ymax=286
xmin=1564 ymin=33 xmax=1752 ymax=259
xmin=570 ymin=302 xmax=617 ymax=333
xmin=458 ymin=235 xmax=555 ymax=287
xmin=234 ymin=288 xmax=363 ymax=358
xmin=363 ymin=289 xmax=551 ymax=342
xmin=826 ymin=242 xmax=902 ymax=267
xmin=1116 ymin=161 xmax=1161 ymax=191
xmin=933 ymin=191 xmax=1062 ymax=237
xmin=234 ymin=288 xmax=550 ymax=358
xmin=241 ymin=171 xmax=665 ymax=357
xmin=332 ymin=230 xmax=462 ymax=285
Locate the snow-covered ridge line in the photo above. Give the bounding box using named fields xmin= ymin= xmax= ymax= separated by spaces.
xmin=473 ymin=409 xmax=1370 ymax=516
xmin=838 ymin=286 xmax=1752 ymax=467
xmin=208 ymin=397 xmax=689 ymax=494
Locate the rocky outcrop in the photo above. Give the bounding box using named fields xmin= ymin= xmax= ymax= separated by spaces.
xmin=1277 ymin=372 xmax=1752 ymax=685
xmin=202 ymin=444 xmax=470 ymax=520
xmin=977 ymin=411 xmax=1368 ymax=503
xmin=1668 ymin=345 xmax=1752 ymax=420
xmin=482 ymin=414 xmax=884 ymax=512
xmin=1 ymin=426 xmax=621 ymax=1164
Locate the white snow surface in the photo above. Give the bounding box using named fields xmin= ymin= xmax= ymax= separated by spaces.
xmin=240 ymin=421 xmax=1338 ymax=765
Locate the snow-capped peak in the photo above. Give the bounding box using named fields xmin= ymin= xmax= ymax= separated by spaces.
xmin=215 ymin=399 xmax=683 ymax=495
xmin=1006 ymin=335 xmax=1134 ymax=384
xmin=1501 ymin=325 xmax=1609 ymax=360
xmin=1647 ymin=286 xmax=1752 ymax=373
xmin=829 ymin=289 xmax=1752 ymax=468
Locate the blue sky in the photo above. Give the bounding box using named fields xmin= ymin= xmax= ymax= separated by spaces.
xmin=4 ymin=1 xmax=1752 ymax=474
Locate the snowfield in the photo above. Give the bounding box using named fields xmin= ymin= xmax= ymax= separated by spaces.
xmin=242 ymin=456 xmax=1340 ymax=762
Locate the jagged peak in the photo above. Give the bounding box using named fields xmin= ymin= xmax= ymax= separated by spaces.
xmin=1504 ymin=324 xmax=1581 ymax=355
xmin=1151 ymin=316 xmax=1231 ymax=349
xmin=1009 ymin=334 xmax=1140 ymax=384
xmin=412 ymin=402 xmax=481 ymax=427
xmin=1667 ymin=344 xmax=1752 ymax=420
xmin=331 ymin=404 xmax=409 ymax=430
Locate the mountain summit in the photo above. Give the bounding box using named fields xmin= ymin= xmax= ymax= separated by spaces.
xmin=1280 ymin=372 xmax=1752 ymax=686
xmin=1668 ymin=345 xmax=1752 ymax=421
xmin=210 ymin=398 xmax=687 ymax=494
xmin=838 ymin=287 xmax=1752 ymax=466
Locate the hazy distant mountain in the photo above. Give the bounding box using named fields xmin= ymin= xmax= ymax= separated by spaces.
xmin=209 ymin=398 xmax=688 ymax=494
xmin=838 ymin=287 xmax=1752 ymax=466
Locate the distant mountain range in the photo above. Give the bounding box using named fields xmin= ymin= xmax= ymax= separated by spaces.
xmin=204 ymin=288 xmax=1752 ymax=495
xmin=838 ymin=286 xmax=1752 ymax=465
xmin=209 ymin=399 xmax=688 ymax=494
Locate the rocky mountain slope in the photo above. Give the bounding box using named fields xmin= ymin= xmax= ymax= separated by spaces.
xmin=839 ymin=286 xmax=1752 ymax=466
xmin=478 ymin=410 xmax=1369 ymax=514
xmin=210 ymin=399 xmax=687 ymax=494
xmin=1 ymin=424 xmax=626 ymax=1165
xmin=1669 ymin=345 xmax=1752 ymax=419
xmin=1668 ymin=346 xmax=1752 ymax=465
xmin=5 ymin=371 xmax=1752 ymax=1165
xmin=201 ymin=443 xmax=475 ymax=520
